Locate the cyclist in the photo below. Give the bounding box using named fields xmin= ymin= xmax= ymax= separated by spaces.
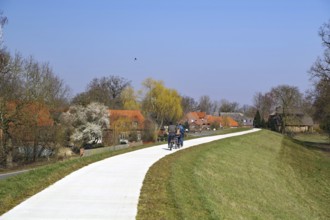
xmin=177 ymin=123 xmax=185 ymax=146
xmin=168 ymin=122 xmax=177 ymax=147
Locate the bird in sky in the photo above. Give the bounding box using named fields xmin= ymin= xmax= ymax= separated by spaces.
xmin=134 ymin=58 xmax=137 ymax=61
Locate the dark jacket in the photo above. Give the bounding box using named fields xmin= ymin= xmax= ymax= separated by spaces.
xmin=168 ymin=124 xmax=177 ymax=134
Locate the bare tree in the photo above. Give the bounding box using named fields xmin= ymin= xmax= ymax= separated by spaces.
xmin=211 ymin=101 xmax=220 ymax=115
xmin=239 ymin=104 xmax=256 ymax=118
xmin=0 ymin=51 xmax=70 ymax=167
xmin=73 ymin=75 xmax=131 ymax=108
xmin=0 ymin=12 xmax=8 ymax=49
xmin=253 ymin=92 xmax=275 ymax=121
xmin=181 ymin=95 xmax=198 ymax=114
xmin=198 ymin=95 xmax=212 ymax=114
xmin=0 ymin=51 xmax=23 ymax=99
xmin=270 ymin=85 xmax=303 ymax=133
xmin=309 ymin=20 xmax=330 ymax=138
xmin=310 ymin=20 xmax=330 ymax=81
xmin=19 ymin=56 xmax=70 ymax=107
xmin=219 ymin=99 xmax=240 ymax=113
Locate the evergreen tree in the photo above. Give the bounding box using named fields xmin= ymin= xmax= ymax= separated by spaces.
xmin=261 ymin=118 xmax=266 ymax=128
xmin=253 ymin=110 xmax=262 ymax=128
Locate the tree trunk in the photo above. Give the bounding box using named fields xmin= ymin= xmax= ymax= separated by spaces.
xmin=6 ymin=138 xmax=13 ymax=168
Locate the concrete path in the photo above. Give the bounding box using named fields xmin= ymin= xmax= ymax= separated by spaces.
xmin=1 ymin=129 xmax=260 ymax=220
xmin=0 ymin=169 xmax=32 ymax=180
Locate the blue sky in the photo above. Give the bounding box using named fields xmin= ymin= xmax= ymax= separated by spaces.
xmin=1 ymin=0 xmax=329 ymax=105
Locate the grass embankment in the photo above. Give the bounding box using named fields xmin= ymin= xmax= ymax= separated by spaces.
xmin=0 ymin=128 xmax=248 ymax=215
xmin=137 ymin=130 xmax=330 ymax=219
xmin=293 ymin=133 xmax=330 ymax=153
xmin=293 ymin=132 xmax=329 ymax=143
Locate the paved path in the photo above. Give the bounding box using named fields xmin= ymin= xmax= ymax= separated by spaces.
xmin=0 ymin=169 xmax=32 ymax=180
xmin=1 ymin=129 xmax=260 ymax=220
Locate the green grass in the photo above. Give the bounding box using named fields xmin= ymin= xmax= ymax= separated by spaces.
xmin=292 ymin=133 xmax=330 ymax=153
xmin=137 ymin=130 xmax=330 ymax=219
xmin=293 ymin=132 xmax=329 ymax=144
xmin=0 ymin=128 xmax=248 ymax=215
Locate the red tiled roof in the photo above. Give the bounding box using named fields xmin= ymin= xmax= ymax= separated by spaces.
xmin=184 ymin=112 xmax=239 ymax=127
xmin=196 ymin=112 xmax=206 ymax=118
xmin=109 ymin=109 xmax=145 ymax=129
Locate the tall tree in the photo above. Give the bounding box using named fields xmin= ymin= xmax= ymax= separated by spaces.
xmin=239 ymin=104 xmax=256 ymax=118
xmin=120 ymin=86 xmax=140 ymax=110
xmin=253 ymin=92 xmax=275 ymax=121
xmin=1 ymin=51 xmax=69 ymax=166
xmin=253 ymin=110 xmax=262 ymax=128
xmin=309 ymin=20 xmax=330 ymax=138
xmin=0 ymin=51 xmax=24 ymax=167
xmin=21 ymin=57 xmax=70 ymax=108
xmin=141 ymin=78 xmax=183 ymax=130
xmin=198 ymin=95 xmax=212 ymax=114
xmin=219 ymin=99 xmax=240 ymax=113
xmin=0 ymin=12 xmax=8 ymax=49
xmin=0 ymin=13 xmax=69 ymax=166
xmin=10 ymin=102 xmax=55 ymax=162
xmin=181 ymin=95 xmax=198 ymax=114
xmin=271 ymin=85 xmax=303 ymax=133
xmin=211 ymin=100 xmax=220 ymax=115
xmin=72 ymin=75 xmax=131 ymax=108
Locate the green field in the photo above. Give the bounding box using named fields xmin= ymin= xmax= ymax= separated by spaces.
xmin=137 ymin=130 xmax=330 ymax=219
xmin=293 ymin=132 xmax=329 ymax=144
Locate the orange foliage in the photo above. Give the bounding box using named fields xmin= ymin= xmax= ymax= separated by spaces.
xmin=184 ymin=112 xmax=239 ymax=128
xmin=5 ymin=101 xmax=54 ymax=127
xmin=109 ymin=109 xmax=145 ymax=129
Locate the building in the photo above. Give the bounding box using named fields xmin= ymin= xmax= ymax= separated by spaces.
xmin=219 ymin=112 xmax=253 ymax=127
xmin=182 ymin=112 xmax=239 ymax=132
xmin=268 ymin=107 xmax=314 ymax=133
xmin=104 ymin=109 xmax=145 ymax=145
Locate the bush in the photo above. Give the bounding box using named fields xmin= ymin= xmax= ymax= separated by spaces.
xmin=142 ymin=119 xmax=157 ymax=142
xmin=143 ymin=130 xmax=157 ymax=142
xmin=129 ymin=131 xmax=138 ymax=142
xmin=210 ymin=121 xmax=220 ymax=130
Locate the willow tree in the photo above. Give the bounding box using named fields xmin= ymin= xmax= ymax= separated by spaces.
xmin=142 ymin=78 xmax=183 ymax=130
xmin=121 ymin=86 xmax=141 ymax=110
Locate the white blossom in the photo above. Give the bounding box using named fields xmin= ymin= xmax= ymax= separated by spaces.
xmin=61 ymin=102 xmax=110 ymax=145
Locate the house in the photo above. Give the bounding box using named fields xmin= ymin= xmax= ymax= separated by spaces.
xmin=268 ymin=107 xmax=314 ymax=133
xmin=206 ymin=115 xmax=239 ymax=128
xmin=182 ymin=112 xmax=239 ymax=132
xmin=183 ymin=112 xmax=207 ymax=131
xmin=104 ymin=109 xmax=145 ymax=145
xmin=219 ymin=112 xmax=253 ymax=127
